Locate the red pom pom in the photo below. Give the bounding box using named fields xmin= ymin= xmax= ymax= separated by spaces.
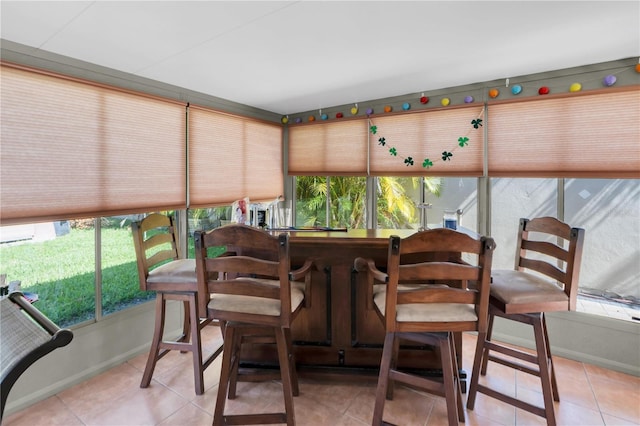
xmin=336 ymin=112 xmax=343 ymax=118
xmin=420 ymin=96 xmax=429 ymax=104
xmin=538 ymin=86 xmax=550 ymax=95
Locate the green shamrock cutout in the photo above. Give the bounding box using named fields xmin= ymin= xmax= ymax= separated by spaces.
xmin=370 ymin=125 xmax=378 ymax=134
xmin=389 ymin=147 xmax=397 ymax=156
xmin=378 ymin=137 xmax=386 ymax=146
xmin=458 ymin=137 xmax=469 ymax=147
xmin=442 ymin=151 xmax=453 ymax=161
xmin=422 ymin=159 xmax=433 ymax=168
xmin=404 ymin=157 xmax=414 ymax=166
xmin=471 ymin=119 xmax=483 ymax=129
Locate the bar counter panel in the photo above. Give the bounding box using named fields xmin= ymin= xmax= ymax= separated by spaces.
xmin=238 ymin=229 xmax=452 ymax=376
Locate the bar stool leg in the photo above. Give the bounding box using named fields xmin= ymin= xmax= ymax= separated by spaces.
xmin=140 ymin=294 xmax=166 ymax=388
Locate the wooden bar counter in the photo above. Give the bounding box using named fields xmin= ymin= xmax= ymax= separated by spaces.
xmin=238 ymin=228 xmax=464 ymax=380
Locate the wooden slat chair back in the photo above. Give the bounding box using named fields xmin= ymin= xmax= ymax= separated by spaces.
xmin=131 ymin=213 xmax=221 ymax=396
xmin=132 ymin=212 xmax=184 ymax=293
xmin=355 ymin=228 xmax=495 ymax=426
xmin=195 ymin=224 xmax=313 ymax=426
xmin=467 ymin=217 xmax=585 ymax=426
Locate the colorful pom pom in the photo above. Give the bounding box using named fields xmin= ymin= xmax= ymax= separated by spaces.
xmin=366 ymin=108 xmax=374 ymax=116
xmin=538 ymin=86 xmax=550 ymax=95
xmin=402 ymin=102 xmax=411 ymax=111
xmin=281 ymin=116 xmax=289 ymax=124
xmin=350 ymin=106 xmax=358 ymax=115
xmin=320 ymin=113 xmax=328 ymax=120
xmin=441 ymin=98 xmax=450 ymax=106
xmin=336 ymin=112 xmax=343 ymax=118
xmin=384 ymin=105 xmax=392 ymax=113
xmin=420 ymin=96 xmax=429 ymax=104
xmin=464 ymin=96 xmax=474 ymax=103
xmin=569 ymin=83 xmax=582 ymax=92
xmin=488 ymin=89 xmax=499 ymax=98
xmin=511 ymin=85 xmax=522 ymax=95
xmin=295 ymin=117 xmax=302 ymax=123
xmin=603 ymin=75 xmax=617 ymax=86
xmin=635 ymin=64 xmax=640 ymax=73
xmin=308 ymin=115 xmax=315 ymax=122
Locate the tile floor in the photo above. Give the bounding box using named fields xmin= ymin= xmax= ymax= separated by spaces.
xmin=4 ymin=326 xmax=640 ymax=426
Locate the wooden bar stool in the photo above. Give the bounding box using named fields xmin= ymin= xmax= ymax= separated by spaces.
xmin=467 ymin=217 xmax=585 ymax=426
xmin=355 ymin=228 xmax=495 ymax=426
xmin=132 ymin=213 xmax=222 ymax=395
xmin=194 ymin=224 xmax=313 ymax=426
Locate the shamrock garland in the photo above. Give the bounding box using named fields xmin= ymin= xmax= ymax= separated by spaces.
xmin=369 ymin=110 xmax=484 ymax=168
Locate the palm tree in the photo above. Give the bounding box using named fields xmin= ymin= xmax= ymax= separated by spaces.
xmin=295 ymin=176 xmax=441 ymax=229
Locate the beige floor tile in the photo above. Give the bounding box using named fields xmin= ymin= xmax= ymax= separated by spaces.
xmin=56 ymin=362 xmax=144 ymax=420
xmin=585 ymin=363 xmax=640 ymax=385
xmin=158 ymin=402 xmax=212 ymax=426
xmin=3 ymin=395 xmax=82 ymax=426
xmin=152 ymin=351 xmax=222 ymax=400
xmin=291 ymin=394 xmax=350 ymax=426
xmin=300 ymin=378 xmax=371 ymax=415
xmin=465 ymin=392 xmax=516 ymax=426
xmin=376 ymin=385 xmax=436 ymax=426
xmin=602 ymin=412 xmax=640 ymax=426
xmin=589 ymin=376 xmax=640 ymax=423
xmin=80 ymin=384 xmax=189 ymax=426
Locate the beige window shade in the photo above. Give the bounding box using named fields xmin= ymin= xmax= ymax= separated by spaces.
xmin=488 ymin=87 xmax=640 ymax=178
xmin=188 ymin=106 xmax=283 ymax=207
xmin=288 ymin=118 xmax=369 ymax=176
xmin=369 ymin=105 xmax=485 ymax=176
xmin=0 ymin=64 xmax=187 ymax=225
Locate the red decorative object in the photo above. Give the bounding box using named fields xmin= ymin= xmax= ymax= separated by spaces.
xmin=336 ymin=112 xmax=344 ymax=118
xmin=420 ymin=96 xmax=429 ymax=104
xmin=538 ymin=86 xmax=550 ymax=95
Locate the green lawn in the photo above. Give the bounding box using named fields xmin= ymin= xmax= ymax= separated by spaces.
xmin=0 ymin=225 xmax=151 ymax=327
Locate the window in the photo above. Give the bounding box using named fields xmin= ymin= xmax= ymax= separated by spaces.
xmin=490 ymin=178 xmax=640 ymax=318
xmin=424 ymin=177 xmax=478 ymax=232
xmin=0 ymin=64 xmax=187 ymax=225
xmin=565 ymin=179 xmax=640 ymax=306
xmin=0 ymin=216 xmax=155 ymax=328
xmin=295 ymin=176 xmax=366 ymax=228
xmin=189 ymin=106 xmax=284 ymax=207
xmin=490 ymin=178 xmax=558 ymax=270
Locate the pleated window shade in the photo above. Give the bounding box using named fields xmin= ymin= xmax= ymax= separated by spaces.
xmin=0 ymin=64 xmax=187 ymax=225
xmin=487 ymin=87 xmax=640 ymax=178
xmin=288 ymin=118 xmax=369 ymax=176
xmin=368 ymin=105 xmax=485 ymax=176
xmin=188 ymin=106 xmax=283 ymax=207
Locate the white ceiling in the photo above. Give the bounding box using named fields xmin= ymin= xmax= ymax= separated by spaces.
xmin=1 ymin=1 xmax=639 ymax=115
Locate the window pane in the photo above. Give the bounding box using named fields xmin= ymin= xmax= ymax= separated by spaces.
xmin=376 ymin=177 xmax=421 ymax=229
xmin=330 ymin=177 xmax=366 ymax=229
xmin=295 ymin=176 xmax=328 ymax=227
xmin=490 ymin=178 xmax=557 ymax=269
xmin=101 ymin=216 xmax=153 ymax=317
xmin=187 ymin=207 xmax=232 ymax=258
xmin=0 ymin=219 xmax=96 ymax=328
xmin=294 ymin=176 xmax=366 ymax=228
xmin=565 ymin=179 xmax=640 ymax=304
xmin=424 ymin=177 xmax=477 ymax=232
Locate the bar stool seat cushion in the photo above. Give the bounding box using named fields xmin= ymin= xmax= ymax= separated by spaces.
xmin=147 ymin=259 xmax=197 ymax=285
xmin=374 ymin=289 xmax=478 ymax=323
xmin=490 ymin=270 xmax=568 ymax=305
xmin=207 ymin=279 xmax=305 ymax=316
